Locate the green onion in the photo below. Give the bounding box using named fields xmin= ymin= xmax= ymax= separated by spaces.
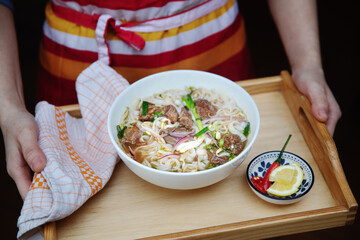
xmin=228 ymin=152 xmax=236 ymax=161
xmin=242 ymin=122 xmax=250 ymax=136
xmin=204 ymin=145 xmax=214 ymax=153
xmin=208 ymin=164 xmax=219 ymax=169
xmin=116 ymin=125 xmax=127 ymax=139
xmin=142 ymin=101 xmax=148 ymax=116
xmin=151 ymin=110 xmax=164 ymax=121
xmin=187 ymin=94 xmax=195 ymax=107
xmin=182 ymin=93 xmax=203 ymax=130
xmin=195 ymin=126 xmax=209 ymax=137
xmin=218 ymin=138 xmax=224 ymax=147
xmin=182 ymin=94 xmax=194 ymax=109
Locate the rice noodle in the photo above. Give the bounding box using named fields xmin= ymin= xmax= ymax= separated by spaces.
xmin=118 ymin=87 xmax=249 ymax=173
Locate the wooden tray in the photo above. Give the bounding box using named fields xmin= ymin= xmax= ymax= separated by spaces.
xmin=44 ymin=71 xmax=357 ymax=240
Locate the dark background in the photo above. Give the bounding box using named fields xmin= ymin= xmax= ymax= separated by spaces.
xmin=1 ymin=1 xmax=359 ymax=239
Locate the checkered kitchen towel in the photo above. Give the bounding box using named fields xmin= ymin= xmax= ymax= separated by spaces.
xmin=17 ymin=60 xmax=129 ymax=239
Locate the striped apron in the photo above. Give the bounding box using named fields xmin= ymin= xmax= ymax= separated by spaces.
xmin=37 ymin=0 xmax=253 ymax=106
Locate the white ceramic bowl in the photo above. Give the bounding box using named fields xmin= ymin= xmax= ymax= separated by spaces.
xmin=247 ymin=151 xmax=314 ymax=204
xmin=108 ymin=70 xmax=260 ymax=190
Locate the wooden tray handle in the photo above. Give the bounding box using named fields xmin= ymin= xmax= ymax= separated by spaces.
xmin=44 ymin=221 xmax=56 ymax=240
xmin=280 ymin=71 xmax=332 ymax=148
xmin=281 ymin=71 xmax=357 ymax=220
xmin=59 ymin=104 xmax=82 ymax=118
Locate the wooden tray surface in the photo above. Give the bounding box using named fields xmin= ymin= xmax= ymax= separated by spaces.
xmin=45 ymin=71 xmax=357 ymax=240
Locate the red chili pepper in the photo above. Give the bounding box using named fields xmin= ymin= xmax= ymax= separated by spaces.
xmin=263 ymin=134 xmax=292 ymax=191
xmin=262 ymin=162 xmax=281 ymax=191
xmin=251 ymin=176 xmax=266 ymax=193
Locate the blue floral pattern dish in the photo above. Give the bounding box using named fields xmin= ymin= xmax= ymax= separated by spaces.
xmin=246 ymin=151 xmax=314 ymax=205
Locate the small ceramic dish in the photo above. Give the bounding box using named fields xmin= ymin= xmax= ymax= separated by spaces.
xmin=246 ymin=151 xmax=314 ymax=205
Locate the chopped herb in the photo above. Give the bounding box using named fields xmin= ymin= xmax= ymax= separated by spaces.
xmin=116 ymin=125 xmax=127 ymax=139
xmin=205 ymin=144 xmax=219 ymax=151
xmin=220 ymin=149 xmax=236 ymax=161
xmin=142 ymin=101 xmax=148 ymax=116
xmin=228 ymin=152 xmax=236 ymax=161
xmin=205 ymin=144 xmax=214 ymax=153
xmin=218 ymin=138 xmax=224 ymax=147
xmin=195 ymin=126 xmax=209 ymax=137
xmin=242 ymin=122 xmax=250 ymax=136
xmin=208 ymin=164 xmax=219 ymax=169
xmin=151 ymin=110 xmax=164 ymax=122
xmin=205 ymin=145 xmax=212 ymax=149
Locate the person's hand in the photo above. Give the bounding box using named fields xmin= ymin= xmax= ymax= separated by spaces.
xmin=0 ymin=4 xmax=46 ymax=200
xmin=1 ymin=108 xmax=46 ymax=200
xmin=292 ymin=68 xmax=341 ymax=136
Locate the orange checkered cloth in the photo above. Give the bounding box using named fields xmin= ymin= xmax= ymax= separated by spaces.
xmin=17 ymin=60 xmax=129 ymax=239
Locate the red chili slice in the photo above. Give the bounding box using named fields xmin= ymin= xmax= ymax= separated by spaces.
xmin=251 ymin=176 xmax=266 ymax=193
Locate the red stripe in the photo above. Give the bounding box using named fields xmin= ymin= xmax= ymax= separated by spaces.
xmin=42 ymin=35 xmax=98 ymax=63
xmin=37 ymin=45 xmax=254 ymax=106
xmin=60 ymin=0 xmax=188 ymax=11
xmin=208 ymin=42 xmax=254 ymax=81
xmin=52 ymin=3 xmax=99 ymax=29
xmin=42 ymin=13 xmax=242 ymax=68
xmin=112 ymin=14 xmax=242 ymax=67
xmin=52 ymin=1 xmax=210 ymax=30
xmin=37 ymin=64 xmax=78 ymax=106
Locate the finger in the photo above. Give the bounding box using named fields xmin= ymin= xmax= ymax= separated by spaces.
xmin=326 ymin=117 xmax=336 ymax=137
xmin=325 ymin=90 xmax=342 ymax=136
xmin=306 ymin=83 xmax=329 ymax=123
xmin=6 ymin=149 xmax=33 ymax=200
xmin=20 ymin=127 xmax=47 ymax=173
xmin=292 ymin=70 xmax=340 ymax=135
xmin=14 ymin=165 xmax=33 ymax=200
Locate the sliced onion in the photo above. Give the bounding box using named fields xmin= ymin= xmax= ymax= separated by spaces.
xmin=159 ymin=129 xmax=175 ymax=138
xmin=203 ymin=116 xmax=245 ymax=123
xmin=172 ymin=134 xmax=194 ymax=151
xmin=128 ymin=146 xmax=135 ymax=158
xmin=159 ymin=129 xmax=195 ymax=139
xmin=169 ymin=131 xmax=195 ymax=138
xmin=206 ymin=132 xmax=219 ymax=148
xmin=176 ymin=136 xmax=204 ymax=153
xmin=159 ymin=132 xmax=169 ymax=138
xmin=159 ymin=153 xmax=180 ymax=160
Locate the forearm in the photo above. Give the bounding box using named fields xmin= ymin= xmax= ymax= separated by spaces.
xmin=267 ymin=0 xmax=341 ymax=135
xmin=0 ymin=4 xmax=26 ymax=126
xmin=267 ymin=0 xmax=322 ymax=71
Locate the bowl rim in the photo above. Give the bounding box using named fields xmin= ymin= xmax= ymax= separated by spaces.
xmin=107 ymin=69 xmax=260 ymax=176
xmin=246 ymin=150 xmax=315 ymax=201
